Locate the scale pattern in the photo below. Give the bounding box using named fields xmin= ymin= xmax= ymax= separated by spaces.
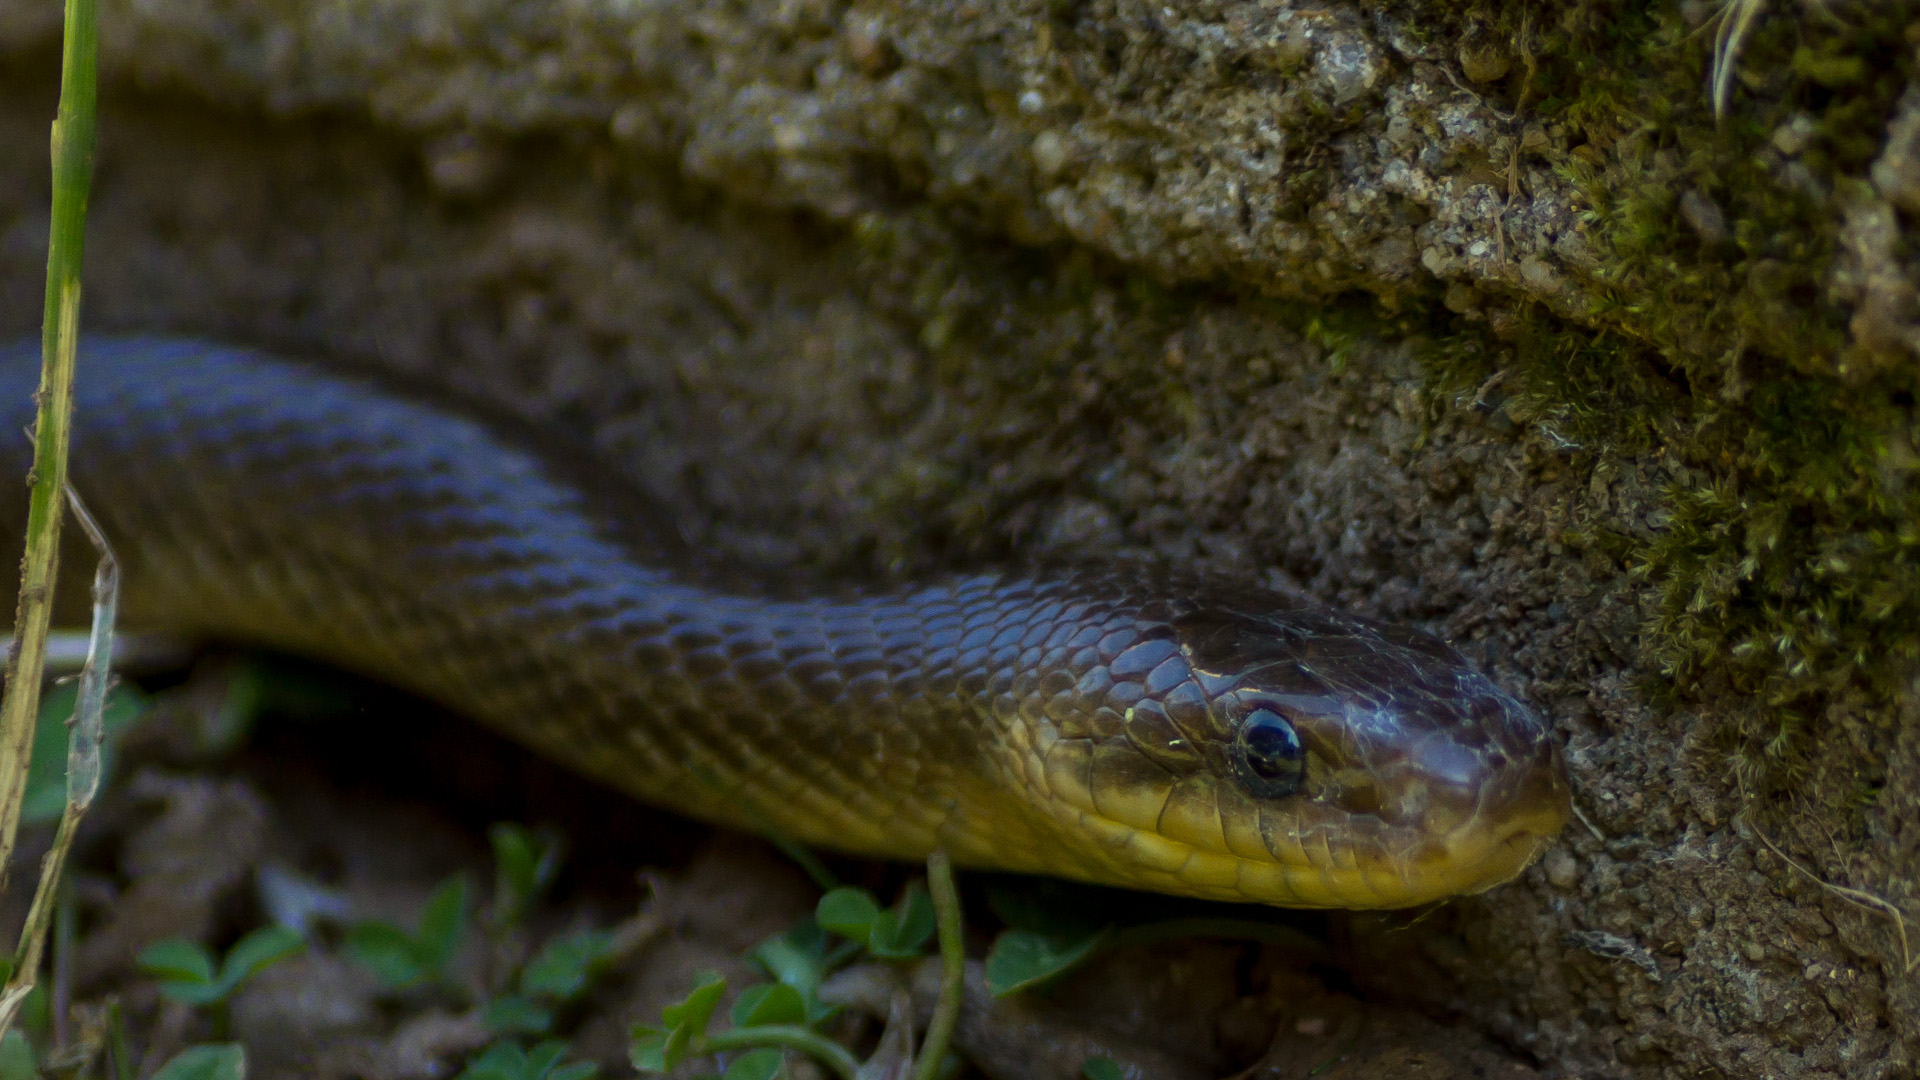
xmin=0 ymin=337 xmax=1568 ymax=908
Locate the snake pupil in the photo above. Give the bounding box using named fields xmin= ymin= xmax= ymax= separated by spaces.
xmin=1234 ymin=706 xmax=1305 ymax=798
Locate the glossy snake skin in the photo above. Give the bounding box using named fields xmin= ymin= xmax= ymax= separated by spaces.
xmin=0 ymin=337 xmax=1568 ymax=908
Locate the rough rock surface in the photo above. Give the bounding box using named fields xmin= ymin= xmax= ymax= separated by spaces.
xmin=1 ymin=0 xmax=1918 ymax=1076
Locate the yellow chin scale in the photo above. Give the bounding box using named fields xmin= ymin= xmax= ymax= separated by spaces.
xmin=963 ymin=733 xmax=1568 ymax=910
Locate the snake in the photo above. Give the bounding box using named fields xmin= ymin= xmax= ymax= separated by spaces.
xmin=0 ymin=335 xmax=1568 ymax=910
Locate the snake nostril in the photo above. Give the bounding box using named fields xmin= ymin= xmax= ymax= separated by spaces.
xmin=1486 ymin=750 xmax=1509 ymax=770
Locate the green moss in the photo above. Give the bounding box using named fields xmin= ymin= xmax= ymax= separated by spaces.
xmin=1424 ymin=0 xmax=1920 ymax=799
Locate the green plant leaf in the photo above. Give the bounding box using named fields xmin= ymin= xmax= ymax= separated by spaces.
xmin=417 ymin=876 xmax=471 ymax=967
xmin=458 ymin=1039 xmax=591 ymax=1080
xmin=346 ymin=875 xmax=470 ymax=989
xmin=751 ymin=920 xmax=829 ymax=994
xmin=148 ymin=1045 xmax=245 ymax=1080
xmin=866 ymin=883 xmax=934 ymax=959
xmin=747 ymin=921 xmax=841 ymax=1025
xmin=524 ymin=1042 xmax=570 ymax=1076
xmin=628 ymin=1028 xmax=670 ymax=1073
xmin=140 ymin=939 xmax=234 ymax=1004
xmin=519 ymin=929 xmax=614 ymax=1000
xmin=814 ymin=888 xmax=880 ymax=940
xmin=1082 ymin=1056 xmax=1124 ymax=1080
xmin=490 ymin=823 xmax=563 ymax=925
xmin=984 ymin=927 xmax=1111 ymax=997
xmin=138 ymin=939 xmax=216 ymax=986
xmin=722 ymin=1048 xmax=783 ymax=1080
xmin=482 ymin=994 xmax=554 ymax=1036
xmin=218 ymin=926 xmax=305 ymax=990
xmin=0 ymin=1030 xmax=35 ymax=1080
xmin=634 ymin=1024 xmax=696 ymax=1074
xmin=458 ymin=1042 xmax=527 ymax=1080
xmin=729 ymin=982 xmax=806 ymax=1027
xmin=345 ymin=922 xmax=430 ymax=988
xmin=661 ymin=973 xmax=726 ymax=1037
xmin=632 ymin=973 xmax=726 ymax=1074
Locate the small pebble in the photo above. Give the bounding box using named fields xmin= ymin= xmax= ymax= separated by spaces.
xmin=1544 ymin=847 xmax=1580 ymax=890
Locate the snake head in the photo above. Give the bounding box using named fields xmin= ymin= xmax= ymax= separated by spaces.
xmin=1022 ymin=587 xmax=1569 ymax=909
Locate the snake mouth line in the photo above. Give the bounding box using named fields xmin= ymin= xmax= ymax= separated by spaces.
xmin=1021 ymin=765 xmax=1569 ymax=909
xmin=1032 ymin=810 xmax=1565 ymax=909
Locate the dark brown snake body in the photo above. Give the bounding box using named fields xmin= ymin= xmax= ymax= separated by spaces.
xmin=0 ymin=336 xmax=1568 ymax=908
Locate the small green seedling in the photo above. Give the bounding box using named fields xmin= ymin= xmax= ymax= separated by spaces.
xmin=147 ymin=1044 xmax=245 ymax=1080
xmin=978 ymin=882 xmax=1112 ymax=996
xmin=631 ymin=973 xmax=726 ymax=1073
xmin=980 ymin=879 xmax=1325 ymax=997
xmin=519 ymin=929 xmax=614 ymax=999
xmin=489 ymin=823 xmax=564 ymax=930
xmin=634 ymin=857 xmax=966 ymax=1080
xmin=138 ymin=926 xmax=306 ymax=1007
xmin=741 ymin=918 xmax=842 ymax=1027
xmin=1082 ymin=1056 xmax=1124 ymax=1080
xmin=481 ymin=995 xmax=554 ymax=1038
xmin=457 ymin=1040 xmax=596 ymax=1080
xmin=346 ymin=875 xmax=470 ymax=989
xmin=815 ymin=884 xmax=934 ymax=959
xmin=480 ymin=928 xmax=618 ymax=1037
xmin=630 ymin=972 xmax=861 ymax=1079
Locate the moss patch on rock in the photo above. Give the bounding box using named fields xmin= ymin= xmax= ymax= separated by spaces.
xmin=1402 ymin=0 xmax=1920 ymax=807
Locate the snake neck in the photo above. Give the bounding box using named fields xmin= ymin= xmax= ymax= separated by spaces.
xmin=0 ymin=337 xmax=1129 ymax=867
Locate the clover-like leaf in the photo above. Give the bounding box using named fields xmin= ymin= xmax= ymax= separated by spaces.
xmin=627 ymin=1028 xmax=671 ymax=1073
xmin=519 ymin=929 xmax=614 ymax=1000
xmin=482 ymin=994 xmax=554 ymax=1036
xmin=722 ymin=1048 xmax=783 ymax=1080
xmin=866 ymin=883 xmax=935 ymax=959
xmin=346 ymin=875 xmax=470 ymax=989
xmin=139 ymin=940 xmax=224 ymax=1006
xmin=984 ymin=926 xmax=1111 ymax=997
xmin=660 ymin=973 xmax=726 ymax=1037
xmin=218 ymin=926 xmax=305 ymax=989
xmin=815 ymin=888 xmax=880 ymax=940
xmin=138 ymin=939 xmax=216 ymax=986
xmin=729 ymin=982 xmax=806 ymax=1028
xmin=345 ymin=923 xmax=427 ymax=988
xmin=148 ymin=1045 xmax=245 ymax=1080
xmin=459 ymin=1039 xmax=595 ymax=1080
xmin=490 ymin=823 xmax=564 ymax=926
xmin=751 ymin=920 xmax=830 ymax=994
xmin=417 ymin=876 xmax=471 ymax=965
xmin=629 ymin=1024 xmax=697 ymax=1074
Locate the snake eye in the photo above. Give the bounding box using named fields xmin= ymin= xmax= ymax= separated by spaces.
xmin=1232 ymin=706 xmax=1305 ymax=799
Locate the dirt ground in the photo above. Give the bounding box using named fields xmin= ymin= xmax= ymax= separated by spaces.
xmin=0 ymin=0 xmax=1918 ymax=1076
